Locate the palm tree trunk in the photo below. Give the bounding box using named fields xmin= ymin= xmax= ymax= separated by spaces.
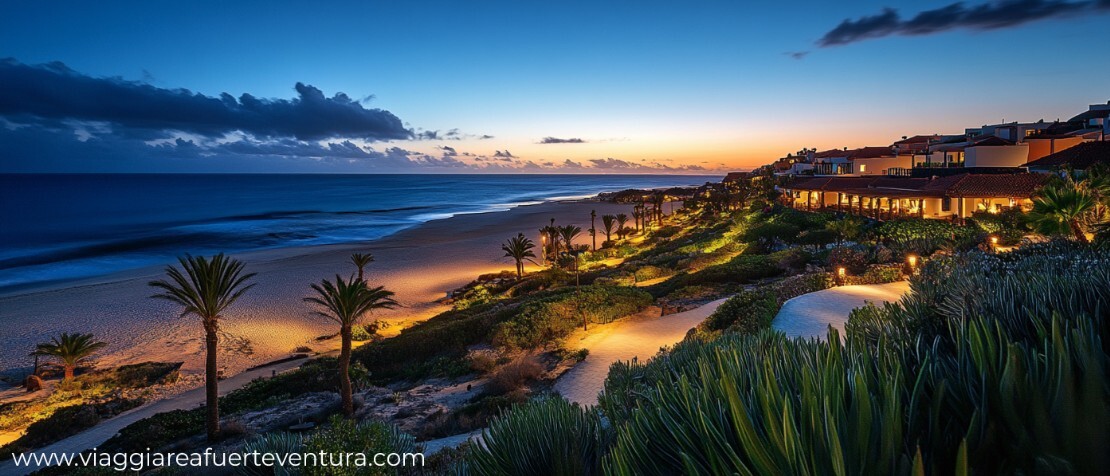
xmin=339 ymin=326 xmax=354 ymax=417
xmin=1070 ymin=220 xmax=1089 ymax=243
xmin=204 ymin=324 xmax=220 ymax=441
xmin=64 ymin=364 xmax=74 ymax=381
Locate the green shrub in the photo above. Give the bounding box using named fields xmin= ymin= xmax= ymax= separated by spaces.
xmin=871 ymin=218 xmax=980 ymax=255
xmin=827 ymin=246 xmax=869 ymax=274
xmin=632 ymin=265 xmax=668 ymax=282
xmin=301 ymin=416 xmax=417 ymax=476
xmin=492 ymin=286 xmax=653 ymax=349
xmin=467 ymin=397 xmax=610 ymax=476
xmin=702 ymin=290 xmax=777 ymax=334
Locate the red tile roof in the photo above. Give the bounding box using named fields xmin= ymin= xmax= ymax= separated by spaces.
xmin=846 ymin=146 xmax=895 ymax=159
xmin=814 ymin=149 xmax=847 ymax=159
xmin=787 ymin=173 xmax=1047 ymax=199
xmin=1024 ymin=141 xmax=1110 ymax=170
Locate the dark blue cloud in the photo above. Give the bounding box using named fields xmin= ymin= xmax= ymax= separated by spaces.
xmin=0 ymin=59 xmax=411 ymax=141
xmin=819 ymin=1 xmax=1109 ymax=47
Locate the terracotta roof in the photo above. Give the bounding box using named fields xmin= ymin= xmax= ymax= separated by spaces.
xmin=723 ymin=172 xmax=747 ymax=182
xmin=1024 ymin=141 xmax=1110 ymax=169
xmin=846 ymin=146 xmax=895 ymax=159
xmin=922 ymin=173 xmax=1049 ymax=197
xmin=787 ymin=173 xmax=1046 ymax=198
xmin=891 ymin=135 xmax=940 ymax=146
xmin=814 ymin=149 xmax=847 ymax=159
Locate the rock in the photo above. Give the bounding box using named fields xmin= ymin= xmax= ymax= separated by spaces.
xmin=24 ymin=374 xmax=44 ymax=392
xmin=288 ymin=422 xmax=316 ymax=432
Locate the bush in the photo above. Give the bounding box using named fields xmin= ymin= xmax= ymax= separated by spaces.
xmin=492 ymin=286 xmax=653 ymax=349
xmin=466 ymin=397 xmax=610 ymax=476
xmin=871 ymin=218 xmax=980 ymax=255
xmin=827 ymin=246 xmax=869 ymax=274
xmin=632 ymin=265 xmax=668 ymax=282
xmin=702 ymin=290 xmax=777 ymax=334
xmin=484 ymin=355 xmax=545 ymax=395
xmin=301 ymin=416 xmax=417 ymax=476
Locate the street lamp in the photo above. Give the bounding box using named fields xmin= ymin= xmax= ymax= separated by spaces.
xmin=836 ymin=267 xmax=846 ymax=285
xmin=540 ymin=234 xmax=547 ymax=266
xmin=907 ymin=255 xmax=917 ymax=268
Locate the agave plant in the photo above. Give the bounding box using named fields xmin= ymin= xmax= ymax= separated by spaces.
xmin=467 ymin=397 xmax=610 ymax=476
xmin=238 ymin=432 xmax=303 ymax=476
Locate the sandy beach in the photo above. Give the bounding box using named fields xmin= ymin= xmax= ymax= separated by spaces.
xmin=0 ymin=200 xmax=635 ymax=380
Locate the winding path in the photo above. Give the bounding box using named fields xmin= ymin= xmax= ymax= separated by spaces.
xmin=772 ymin=281 xmax=911 ymax=340
xmin=553 ymin=298 xmax=730 ymax=406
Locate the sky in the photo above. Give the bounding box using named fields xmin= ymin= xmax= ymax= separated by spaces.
xmin=1 ymin=0 xmax=1108 ymax=174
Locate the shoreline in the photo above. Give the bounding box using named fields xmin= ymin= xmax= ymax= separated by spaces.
xmin=0 ymin=198 xmax=637 ymax=381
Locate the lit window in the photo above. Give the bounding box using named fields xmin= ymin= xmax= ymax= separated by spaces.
xmin=859 ymin=164 xmax=867 ymax=172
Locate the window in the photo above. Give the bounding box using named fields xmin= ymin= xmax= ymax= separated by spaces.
xmin=858 ymin=164 xmax=867 ymax=173
xmin=942 ymin=197 xmax=952 ymax=212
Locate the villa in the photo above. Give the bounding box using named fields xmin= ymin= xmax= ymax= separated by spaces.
xmin=781 ymin=173 xmax=1049 ymax=220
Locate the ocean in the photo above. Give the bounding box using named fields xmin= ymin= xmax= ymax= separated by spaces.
xmin=0 ymin=173 xmax=713 ymax=291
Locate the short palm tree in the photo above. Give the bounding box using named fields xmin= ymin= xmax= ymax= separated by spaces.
xmin=601 ymin=215 xmax=616 ymax=243
xmin=33 ymin=333 xmax=107 ymax=381
xmin=615 ymin=213 xmax=630 ymax=238
xmin=1029 ymin=184 xmax=1096 ymax=243
xmin=559 ymin=225 xmax=583 ymax=258
xmin=149 ymin=254 xmax=255 ymax=441
xmin=540 ymin=224 xmax=561 ymax=262
xmin=305 ymin=276 xmax=398 ymax=417
xmin=502 ymin=233 xmax=537 ymax=279
xmin=350 ymin=252 xmax=375 ymax=281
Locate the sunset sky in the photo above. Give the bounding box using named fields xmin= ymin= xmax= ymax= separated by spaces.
xmin=2 ymin=0 xmax=1108 ymax=174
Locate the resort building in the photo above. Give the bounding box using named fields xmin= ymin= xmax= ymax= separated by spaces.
xmin=781 ymin=173 xmax=1048 ymax=220
xmin=1024 ymin=141 xmax=1110 ymax=173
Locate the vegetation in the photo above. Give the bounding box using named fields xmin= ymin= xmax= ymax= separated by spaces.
xmin=466 ymin=397 xmax=609 ymax=476
xmin=350 ymin=252 xmax=375 ymax=281
xmin=148 ymin=253 xmax=256 ymax=441
xmin=31 ymin=332 xmax=107 ymax=381
xmin=467 ymin=242 xmax=1108 ymax=475
xmin=305 ymin=275 xmax=398 ymax=417
xmin=501 ymin=233 xmax=537 ymax=279
xmin=0 ymin=362 xmax=180 ymax=458
xmin=492 ymin=285 xmax=652 ymax=348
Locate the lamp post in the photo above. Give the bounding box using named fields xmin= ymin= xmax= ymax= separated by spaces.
xmin=836 ymin=267 xmax=846 ymax=286
xmin=540 ymin=234 xmax=546 ymax=266
xmin=989 ymin=235 xmax=999 ymax=252
xmin=906 ymin=255 xmax=917 ymax=275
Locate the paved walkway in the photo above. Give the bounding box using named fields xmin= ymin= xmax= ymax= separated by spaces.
xmin=1 ymin=356 xmax=310 ymax=476
xmin=772 ymin=281 xmax=910 ymax=341
xmin=553 ymin=298 xmax=729 ymax=406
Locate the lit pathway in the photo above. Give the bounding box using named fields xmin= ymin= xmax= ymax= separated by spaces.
xmin=772 ymin=281 xmax=911 ymax=341
xmin=0 ymin=357 xmax=312 ymax=476
xmin=553 ymin=297 xmax=730 ymax=406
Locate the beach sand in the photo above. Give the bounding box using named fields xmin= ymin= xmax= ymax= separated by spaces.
xmin=0 ymin=200 xmax=635 ymax=380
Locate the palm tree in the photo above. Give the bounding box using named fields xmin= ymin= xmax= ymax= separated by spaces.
xmin=33 ymin=333 xmax=107 ymax=381
xmin=350 ymin=252 xmax=375 ymax=281
xmin=558 ymin=225 xmax=583 ymax=258
xmin=601 ymin=215 xmax=616 ymax=243
xmin=615 ymin=213 xmax=630 ymax=239
xmin=590 ymin=210 xmax=597 ymax=251
xmin=149 ymin=254 xmax=256 ymax=441
xmin=632 ymin=208 xmax=644 ymax=233
xmin=1029 ymin=183 xmax=1096 ymax=243
xmin=502 ymin=233 xmax=537 ymax=279
xmin=825 ymin=216 xmax=863 ymax=247
xmin=539 ymin=225 xmax=560 ymax=264
xmin=305 ymin=276 xmax=398 ymax=417
xmin=652 ymin=193 xmax=666 ymax=222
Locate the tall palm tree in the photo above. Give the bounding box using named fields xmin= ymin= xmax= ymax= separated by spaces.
xmin=502 ymin=233 xmax=537 ymax=279
xmin=652 ymin=193 xmax=665 ymax=222
xmin=615 ymin=213 xmax=630 ymax=239
xmin=305 ymin=276 xmax=398 ymax=417
xmin=33 ymin=333 xmax=107 ymax=381
xmin=601 ymin=215 xmax=616 ymax=243
xmin=149 ymin=254 xmax=255 ymax=441
xmin=350 ymin=252 xmax=375 ymax=281
xmin=1029 ymin=184 xmax=1096 ymax=243
xmin=590 ymin=210 xmax=597 ymax=251
xmin=632 ymin=208 xmax=644 ymax=233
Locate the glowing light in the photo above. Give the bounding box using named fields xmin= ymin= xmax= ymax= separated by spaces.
xmin=990 ymin=236 xmax=998 ymax=245
xmin=907 ymin=255 xmax=917 ymax=268
xmin=837 ymin=267 xmax=846 ymax=277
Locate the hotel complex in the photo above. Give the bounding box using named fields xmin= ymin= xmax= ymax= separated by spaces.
xmin=748 ymin=102 xmax=1110 ymax=220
